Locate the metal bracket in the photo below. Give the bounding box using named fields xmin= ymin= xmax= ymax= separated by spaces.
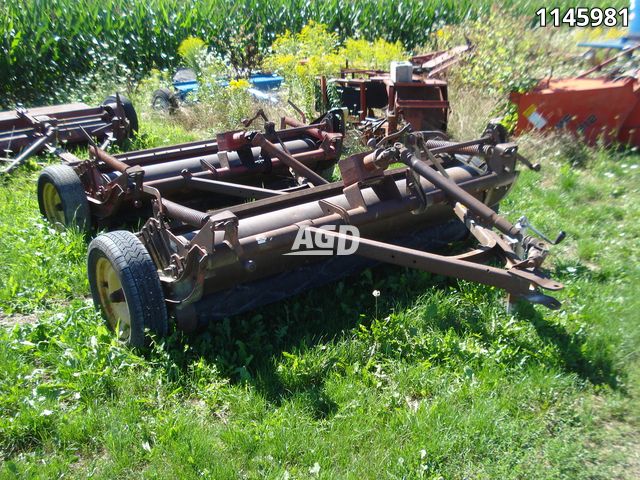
xmin=405 ymin=167 xmax=429 ymax=214
xmin=217 ymin=150 xmax=230 ymax=169
xmin=242 ymin=109 xmax=269 ymax=128
xmin=200 ymin=158 xmax=219 ymax=177
xmin=318 ymin=200 xmax=351 ymax=224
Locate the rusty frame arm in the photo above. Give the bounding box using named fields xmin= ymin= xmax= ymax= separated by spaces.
xmin=251 ymin=133 xmax=330 ymax=186
xmin=304 ymin=226 xmax=562 ymax=308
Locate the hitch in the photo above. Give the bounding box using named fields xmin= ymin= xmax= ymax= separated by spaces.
xmin=338 ymin=130 xmax=564 ymax=309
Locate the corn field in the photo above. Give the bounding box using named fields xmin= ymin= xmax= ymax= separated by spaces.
xmin=0 ymin=0 xmax=625 ymax=107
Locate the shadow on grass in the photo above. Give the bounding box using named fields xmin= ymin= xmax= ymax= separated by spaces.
xmin=523 ymin=304 xmax=621 ymax=389
xmin=157 ymin=221 xmax=622 ymax=416
xmin=159 ymin=258 xmax=622 ymax=421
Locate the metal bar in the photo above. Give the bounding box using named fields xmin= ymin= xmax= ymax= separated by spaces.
xmin=277 ymin=117 xmax=336 ymax=142
xmin=577 ymin=43 xmax=640 ymax=78
xmin=223 ymin=169 xmax=512 ymax=220
xmin=305 ymin=227 xmax=534 ymax=295
xmin=396 ymin=100 xmax=449 ymax=109
xmin=1 ymin=127 xmax=56 ymax=175
xmin=112 ymin=140 xmax=219 ymax=166
xmin=398 ymin=149 xmax=521 ymax=237
xmin=283 ymin=148 xmax=328 ymax=163
xmin=186 ymin=176 xmax=286 ymax=199
xmin=90 ymin=146 xmax=129 ymax=173
xmin=269 ymin=120 xmax=328 ymax=138
xmin=143 ymin=145 xmax=328 ymax=192
xmin=287 ymin=100 xmax=307 ymax=124
xmin=252 ymin=133 xmax=329 ymax=186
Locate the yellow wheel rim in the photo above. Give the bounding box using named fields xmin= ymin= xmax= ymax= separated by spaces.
xmin=42 ymin=182 xmax=65 ymax=225
xmin=95 ymin=257 xmax=131 ymax=340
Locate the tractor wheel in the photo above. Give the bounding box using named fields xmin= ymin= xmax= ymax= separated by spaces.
xmin=103 ymin=94 xmax=139 ymax=136
xmin=88 ymin=231 xmax=168 ymax=348
xmin=151 ymin=88 xmax=179 ymax=112
xmin=37 ymin=164 xmax=91 ymax=231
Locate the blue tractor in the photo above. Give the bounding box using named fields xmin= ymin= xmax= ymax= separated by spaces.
xmin=151 ymin=68 xmax=284 ymax=110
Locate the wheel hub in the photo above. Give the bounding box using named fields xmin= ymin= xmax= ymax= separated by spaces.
xmin=42 ymin=182 xmax=65 ymax=224
xmin=95 ymin=257 xmax=131 ymax=340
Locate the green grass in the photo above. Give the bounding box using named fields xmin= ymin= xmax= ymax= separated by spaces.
xmin=0 ymin=176 xmax=87 ymax=314
xmin=0 ymin=102 xmax=639 ymax=478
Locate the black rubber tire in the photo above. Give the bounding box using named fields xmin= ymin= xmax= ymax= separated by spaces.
xmin=37 ymin=164 xmax=91 ymax=231
xmin=151 ymin=88 xmax=179 ymax=112
xmin=103 ymin=94 xmax=139 ymax=135
xmin=87 ymin=231 xmax=168 ymax=348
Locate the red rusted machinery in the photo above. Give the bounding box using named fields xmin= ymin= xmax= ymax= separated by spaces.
xmin=85 ymin=124 xmax=565 ymax=347
xmin=409 ymin=42 xmax=473 ymax=78
xmin=37 ymin=109 xmax=345 ymax=231
xmin=319 ymin=70 xmax=448 ymax=143
xmin=1 ymin=95 xmax=137 ymax=175
xmin=511 ymin=45 xmax=640 ymax=146
xmin=317 ymin=44 xmax=473 ymax=144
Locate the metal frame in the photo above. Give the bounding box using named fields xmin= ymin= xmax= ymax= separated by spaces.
xmin=316 ymin=43 xmax=474 ymax=144
xmin=54 ymin=110 xmax=345 ymax=229
xmin=124 ymin=127 xmax=564 ymax=329
xmin=319 ymin=74 xmax=449 ymax=142
xmin=1 ymin=96 xmax=132 ymax=175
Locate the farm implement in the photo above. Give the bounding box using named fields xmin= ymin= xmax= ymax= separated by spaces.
xmin=511 ymin=45 xmax=640 ymax=147
xmin=511 ymin=0 xmax=640 ymax=148
xmin=37 ymin=109 xmax=345 ymax=231
xmin=1 ymin=95 xmax=137 ymax=175
xmin=319 ymin=71 xmax=449 ymax=143
xmin=85 ymin=124 xmax=565 ymax=347
xmin=317 ymin=43 xmax=472 ymax=144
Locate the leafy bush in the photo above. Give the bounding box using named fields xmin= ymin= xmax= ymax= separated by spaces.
xmin=429 ymin=10 xmax=578 ymax=130
xmin=264 ymin=22 xmax=407 ymax=116
xmin=177 ymin=36 xmax=207 ymax=73
xmin=265 ymin=22 xmax=342 ymax=78
xmin=342 ymin=38 xmax=406 ymax=70
xmin=211 ymin=24 xmax=266 ymax=76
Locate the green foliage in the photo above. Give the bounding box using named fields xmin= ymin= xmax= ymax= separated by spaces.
xmin=177 ymin=36 xmax=207 ymax=73
xmin=442 ymin=13 xmax=546 ymax=94
xmin=265 ymin=22 xmax=342 ymax=78
xmin=263 ymin=22 xmax=343 ymax=116
xmin=1 ymin=0 xmax=625 ymax=107
xmin=433 ymin=10 xmax=578 ymax=130
xmin=264 ymin=21 xmax=407 ymax=116
xmin=0 ymin=171 xmax=87 ymax=314
xmin=210 ymin=24 xmax=265 ymax=76
xmin=342 ymin=38 xmax=406 ymax=70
